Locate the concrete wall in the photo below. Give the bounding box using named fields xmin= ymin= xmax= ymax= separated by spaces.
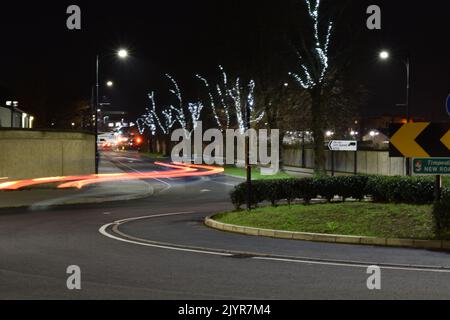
xmin=283 ymin=147 xmax=406 ymax=176
xmin=0 ymin=129 xmax=95 ymax=179
xmin=0 ymin=106 xmax=11 ymax=127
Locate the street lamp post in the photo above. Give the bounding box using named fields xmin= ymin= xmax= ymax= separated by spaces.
xmin=93 ymin=49 xmax=128 ymax=174
xmin=379 ymin=50 xmax=412 ymax=175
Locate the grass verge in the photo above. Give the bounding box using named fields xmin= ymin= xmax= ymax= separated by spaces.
xmin=215 ymin=202 xmax=434 ymax=240
xmin=224 ymin=166 xmax=293 ymax=180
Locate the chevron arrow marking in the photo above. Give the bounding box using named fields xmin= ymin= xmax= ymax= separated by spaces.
xmin=441 ymin=130 xmax=450 ymax=151
xmin=390 ymin=123 xmax=431 ymax=158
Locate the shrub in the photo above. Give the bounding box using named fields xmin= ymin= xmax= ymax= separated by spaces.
xmin=313 ymin=176 xmax=338 ymax=202
xmin=334 ymin=175 xmax=369 ymax=202
xmin=230 ymin=174 xmax=438 ymax=209
xmin=294 ymin=178 xmax=317 ymax=205
xmin=433 ymin=189 xmax=450 ymax=240
xmin=366 ymin=175 xmax=434 ymax=204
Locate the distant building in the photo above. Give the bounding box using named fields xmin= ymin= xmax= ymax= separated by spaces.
xmin=0 ymin=101 xmax=34 ymax=129
xmin=98 ymin=105 xmax=130 ymax=132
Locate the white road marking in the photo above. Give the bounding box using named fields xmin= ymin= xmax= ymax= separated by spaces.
xmin=99 ymin=212 xmax=450 ymax=274
xmin=99 ymin=212 xmax=231 ymax=257
xmin=252 ymin=257 xmax=450 ymax=273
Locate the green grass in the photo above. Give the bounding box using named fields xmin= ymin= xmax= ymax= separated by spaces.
xmin=215 ymin=202 xmax=434 ymax=240
xmin=224 ymin=166 xmax=293 ymax=180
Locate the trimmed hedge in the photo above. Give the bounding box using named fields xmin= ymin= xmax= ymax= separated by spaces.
xmin=230 ymin=175 xmax=450 ymax=240
xmin=433 ymin=189 xmax=450 ymax=240
xmin=230 ymin=175 xmax=438 ymax=209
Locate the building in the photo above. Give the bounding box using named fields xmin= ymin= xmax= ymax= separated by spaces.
xmin=0 ymin=101 xmax=34 ymax=128
xmin=98 ymin=105 xmax=131 ymax=132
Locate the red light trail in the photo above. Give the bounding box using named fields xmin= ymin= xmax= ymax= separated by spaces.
xmin=0 ymin=162 xmax=224 ymax=191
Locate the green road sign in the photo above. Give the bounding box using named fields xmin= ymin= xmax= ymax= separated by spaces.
xmin=413 ymin=158 xmax=450 ymax=175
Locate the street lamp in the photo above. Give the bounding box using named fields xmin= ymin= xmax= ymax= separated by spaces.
xmin=117 ymin=49 xmax=128 ymax=59
xmin=379 ymin=50 xmax=390 ymax=60
xmin=94 ymin=48 xmax=129 ymax=173
xmin=379 ymin=49 xmax=411 ymax=175
xmin=378 ymin=50 xmax=410 ymax=122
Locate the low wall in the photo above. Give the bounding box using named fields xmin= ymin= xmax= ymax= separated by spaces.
xmin=283 ymin=147 xmax=406 ymax=176
xmin=0 ymin=129 xmax=95 ymax=179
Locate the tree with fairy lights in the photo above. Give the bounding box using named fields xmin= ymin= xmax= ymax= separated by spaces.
xmin=288 ymin=0 xmax=333 ymax=174
xmin=196 ymin=65 xmax=264 ymax=133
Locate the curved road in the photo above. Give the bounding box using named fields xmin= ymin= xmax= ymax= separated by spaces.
xmin=1 ymin=151 xmax=450 ymax=299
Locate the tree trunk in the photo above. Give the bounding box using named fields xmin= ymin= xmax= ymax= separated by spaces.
xmin=311 ymin=87 xmax=326 ymax=175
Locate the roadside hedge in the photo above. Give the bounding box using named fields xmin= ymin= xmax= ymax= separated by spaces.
xmin=230 ymin=175 xmax=438 ymax=209
xmin=433 ymin=189 xmax=450 ymax=240
xmin=230 ymin=175 xmax=450 ymax=240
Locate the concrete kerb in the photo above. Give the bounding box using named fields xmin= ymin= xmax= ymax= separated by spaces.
xmin=205 ymin=216 xmax=450 ymax=251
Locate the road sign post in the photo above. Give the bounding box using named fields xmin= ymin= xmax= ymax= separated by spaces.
xmin=328 ymin=141 xmax=358 ymax=177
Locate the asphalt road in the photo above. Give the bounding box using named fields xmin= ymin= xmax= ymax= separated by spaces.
xmin=0 ymin=151 xmax=450 ymax=299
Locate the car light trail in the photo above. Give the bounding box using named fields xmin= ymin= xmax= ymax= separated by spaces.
xmin=0 ymin=162 xmax=224 ymax=191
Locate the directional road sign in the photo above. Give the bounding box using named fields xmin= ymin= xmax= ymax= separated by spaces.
xmin=390 ymin=122 xmax=450 ymax=158
xmin=413 ymin=158 xmax=450 ymax=175
xmin=328 ymin=140 xmax=357 ymax=152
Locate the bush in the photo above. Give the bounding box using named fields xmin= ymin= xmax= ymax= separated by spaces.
xmin=294 ymin=178 xmax=317 ymax=205
xmin=366 ymin=175 xmax=434 ymax=204
xmin=336 ymin=175 xmax=369 ymax=201
xmin=433 ymin=189 xmax=450 ymax=240
xmin=230 ymin=174 xmax=438 ymax=209
xmin=313 ymin=176 xmax=338 ymax=202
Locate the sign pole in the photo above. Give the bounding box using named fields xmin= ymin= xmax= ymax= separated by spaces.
xmin=245 ymin=102 xmax=252 ymax=211
xmin=331 ymin=150 xmax=335 ymax=177
xmin=354 ymin=151 xmax=358 ymax=175
xmin=435 ymin=175 xmax=442 ymax=202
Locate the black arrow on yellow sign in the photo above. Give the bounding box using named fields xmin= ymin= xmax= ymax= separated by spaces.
xmin=389 ymin=122 xmax=450 ymax=158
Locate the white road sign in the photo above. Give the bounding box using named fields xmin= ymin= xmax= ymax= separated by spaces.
xmin=328 ymin=140 xmax=358 ymax=151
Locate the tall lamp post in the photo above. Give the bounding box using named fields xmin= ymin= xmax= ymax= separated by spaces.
xmin=94 ymin=49 xmax=128 ymax=174
xmin=379 ymin=50 xmax=412 ymax=175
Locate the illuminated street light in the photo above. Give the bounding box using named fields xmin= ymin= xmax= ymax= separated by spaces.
xmin=378 ymin=49 xmax=412 ymax=175
xmin=117 ymin=49 xmax=128 ymax=59
xmin=325 ymin=131 xmax=334 ymax=137
xmin=106 ymin=81 xmax=113 ymax=87
xmin=379 ymin=50 xmax=390 ymax=60
xmin=94 ymin=48 xmax=129 ymax=174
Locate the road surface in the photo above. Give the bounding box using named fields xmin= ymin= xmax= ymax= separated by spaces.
xmin=0 ymin=150 xmax=449 ymax=299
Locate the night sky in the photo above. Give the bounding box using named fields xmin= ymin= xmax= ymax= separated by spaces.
xmin=1 ymin=0 xmax=450 ymax=127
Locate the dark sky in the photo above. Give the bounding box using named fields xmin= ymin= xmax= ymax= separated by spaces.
xmin=1 ymin=0 xmax=450 ymax=127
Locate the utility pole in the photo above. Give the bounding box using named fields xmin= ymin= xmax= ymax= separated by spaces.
xmin=245 ymin=101 xmax=252 ymax=211
xmin=405 ymin=55 xmax=411 ymax=176
xmin=94 ymin=55 xmax=100 ymax=174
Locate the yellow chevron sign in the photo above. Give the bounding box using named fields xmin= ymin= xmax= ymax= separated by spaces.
xmin=441 ymin=130 xmax=450 ymax=150
xmin=390 ymin=122 xmax=450 ymax=158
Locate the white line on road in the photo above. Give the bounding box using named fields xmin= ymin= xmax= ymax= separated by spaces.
xmin=99 ymin=212 xmax=450 ymax=274
xmin=252 ymin=257 xmax=450 ymax=273
xmin=99 ymin=212 xmax=232 ymax=257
